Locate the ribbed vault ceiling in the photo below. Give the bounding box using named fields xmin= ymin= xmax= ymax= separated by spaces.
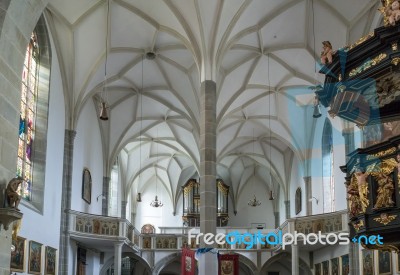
xmin=46 ymin=0 xmax=382 ymax=210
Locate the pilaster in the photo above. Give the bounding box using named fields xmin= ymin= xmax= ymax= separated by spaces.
xmin=102 ymin=176 xmax=110 ymax=216
xmin=304 ymin=176 xmax=312 ymax=215
xmin=58 ymin=129 xmax=76 ymax=275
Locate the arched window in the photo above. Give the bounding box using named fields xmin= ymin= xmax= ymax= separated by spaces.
xmin=17 ymin=32 xmax=39 ymax=200
xmin=295 ymin=187 xmax=302 ymax=214
xmin=16 ymin=16 xmax=51 ymax=210
xmin=322 ymin=119 xmax=335 ymax=212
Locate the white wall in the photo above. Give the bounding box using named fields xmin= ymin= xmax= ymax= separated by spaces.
xmin=72 ymin=100 xmax=104 ymax=215
xmin=229 ymin=178 xmax=276 ymax=229
xmin=134 ymin=185 xmax=183 ymax=230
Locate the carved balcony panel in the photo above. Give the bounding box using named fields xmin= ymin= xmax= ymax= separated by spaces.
xmin=68 ymin=210 xmax=139 ymax=252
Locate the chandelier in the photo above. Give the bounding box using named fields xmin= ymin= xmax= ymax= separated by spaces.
xmin=248 ymin=131 xmax=261 ymax=207
xmin=151 ymin=128 xmax=163 ymax=208
xmin=150 ymin=195 xmax=163 ymax=208
xmin=248 ymin=195 xmax=261 ymax=207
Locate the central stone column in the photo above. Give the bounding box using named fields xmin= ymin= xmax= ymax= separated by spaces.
xmin=291 ymin=244 xmax=299 ymax=275
xmin=199 ymin=80 xmax=217 ymax=274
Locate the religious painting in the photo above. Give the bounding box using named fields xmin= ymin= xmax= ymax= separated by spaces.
xmin=322 ymin=260 xmax=329 ymax=275
xmin=315 ymin=263 xmax=321 ymax=275
xmin=362 ymin=249 xmax=374 ymax=275
xmin=11 ymin=236 xmax=26 ymax=272
xmin=45 ymin=246 xmax=57 ymax=275
xmin=28 ymin=241 xmax=42 ymax=274
xmin=341 ymin=254 xmax=349 ymax=275
xmin=219 ymin=254 xmax=238 ymax=275
xmin=378 ymin=250 xmax=391 ymax=275
xmin=331 ymin=257 xmax=339 ymax=275
xmin=82 ymin=168 xmax=92 ymax=204
xmin=220 ymin=260 xmax=234 ymax=275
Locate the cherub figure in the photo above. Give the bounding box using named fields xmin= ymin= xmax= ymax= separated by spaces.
xmin=385 ymin=0 xmax=400 ymax=26
xmin=5 ymin=177 xmax=23 ymax=210
xmin=320 ymin=41 xmax=333 ymax=64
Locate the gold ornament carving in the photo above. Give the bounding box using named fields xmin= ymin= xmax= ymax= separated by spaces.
xmin=392 ymin=57 xmax=400 ymax=65
xmin=352 ymin=220 xmax=365 ymax=232
xmin=348 ymin=32 xmax=375 ymax=50
xmin=366 ymin=147 xmax=396 ymax=160
xmin=373 ymin=213 xmax=397 ymax=225
xmin=348 ymin=53 xmax=387 ymax=78
xmin=392 ymin=42 xmax=398 ymax=51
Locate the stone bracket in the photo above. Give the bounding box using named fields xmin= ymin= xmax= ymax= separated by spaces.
xmin=0 ymin=208 xmax=23 ymax=230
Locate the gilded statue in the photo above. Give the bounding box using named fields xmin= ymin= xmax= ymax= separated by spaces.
xmin=347 ymin=180 xmax=362 ymax=217
xmin=355 ymin=170 xmax=369 ymax=212
xmin=374 ymin=173 xmax=395 ymax=209
xmin=371 ymin=158 xmax=397 ymax=209
xmin=5 ymin=177 xmax=23 ymax=210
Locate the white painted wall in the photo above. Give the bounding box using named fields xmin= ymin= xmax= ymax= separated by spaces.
xmin=134 ymin=185 xmax=183 ymax=231
xmin=229 ymin=178 xmax=275 ymax=229
xmin=72 ymin=99 xmax=104 ymax=215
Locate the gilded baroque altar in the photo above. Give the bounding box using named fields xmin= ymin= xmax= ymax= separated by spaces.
xmin=319 ymin=0 xmax=400 ymax=252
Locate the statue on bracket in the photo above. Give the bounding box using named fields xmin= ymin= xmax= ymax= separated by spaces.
xmin=320 ymin=41 xmax=333 ymax=65
xmin=5 ymin=177 xmax=23 ymax=210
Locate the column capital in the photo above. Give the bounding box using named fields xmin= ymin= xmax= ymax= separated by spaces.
xmin=114 ymin=241 xmax=124 ymax=247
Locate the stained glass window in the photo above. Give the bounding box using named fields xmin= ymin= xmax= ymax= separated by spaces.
xmin=17 ymin=33 xmax=39 ymax=201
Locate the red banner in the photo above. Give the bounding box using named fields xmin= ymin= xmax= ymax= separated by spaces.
xmin=181 ymin=248 xmax=195 ymax=275
xmin=219 ymin=254 xmax=239 ymax=275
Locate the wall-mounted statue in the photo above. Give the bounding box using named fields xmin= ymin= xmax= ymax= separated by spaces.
xmin=320 ymin=41 xmax=333 ymax=65
xmin=5 ymin=177 xmax=23 ymax=210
